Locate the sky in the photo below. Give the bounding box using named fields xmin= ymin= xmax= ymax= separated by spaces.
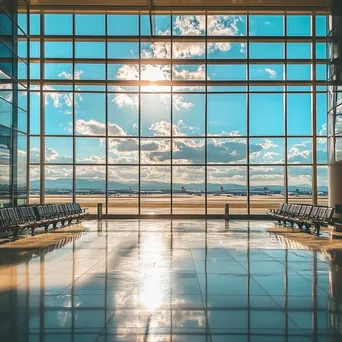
xmin=20 ymin=14 xmax=329 ymax=191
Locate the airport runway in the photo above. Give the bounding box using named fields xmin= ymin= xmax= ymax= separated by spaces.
xmin=32 ymin=194 xmax=328 ymax=215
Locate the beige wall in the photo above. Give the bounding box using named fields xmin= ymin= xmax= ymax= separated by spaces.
xmin=329 ymin=163 xmax=342 ymax=219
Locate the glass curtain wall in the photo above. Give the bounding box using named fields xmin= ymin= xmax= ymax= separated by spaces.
xmin=27 ymin=13 xmax=328 ymax=214
xmin=0 ymin=0 xmax=29 ymax=207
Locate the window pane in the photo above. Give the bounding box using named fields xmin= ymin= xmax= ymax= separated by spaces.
xmin=75 ymin=64 xmax=105 ymax=81
xmin=75 ymin=93 xmax=106 ymax=136
xmin=141 ymin=15 xmax=171 ymax=36
xmin=316 ymin=64 xmax=327 ymax=81
xmin=250 ymin=166 xmax=284 ymax=214
xmin=108 ymin=138 xmax=139 ymax=164
xmin=316 ymin=16 xmax=327 ymax=36
xmin=30 ymin=14 xmax=40 ymax=35
xmin=45 ymin=137 xmax=73 ymax=164
xmin=29 ymin=166 xmax=40 ymax=204
xmin=108 ymin=64 xmax=139 ymax=81
xmin=317 ymin=93 xmax=327 ymax=136
xmin=45 ymin=41 xmax=72 ymax=59
xmin=45 ymin=165 xmax=73 ymax=204
xmin=45 ymin=14 xmax=72 ymax=35
xmin=250 ymin=43 xmax=284 ymax=59
xmin=30 ymin=92 xmax=40 ymax=134
xmin=141 ymin=138 xmax=171 ymax=164
xmin=287 ymin=94 xmax=312 ymax=135
xmin=287 ymin=16 xmax=311 ymax=36
xmin=76 ymin=15 xmax=105 ymax=35
xmin=173 ymin=94 xmax=205 ymax=136
xmin=75 ymin=42 xmax=105 ymax=58
xmin=207 ymin=42 xmax=246 ymax=59
xmin=173 ymin=65 xmax=204 ymax=81
xmin=249 ymin=16 xmax=284 ymax=36
xmin=76 ymin=138 xmax=105 ymax=164
xmin=288 ymin=166 xmax=312 ymax=204
xmin=172 ymin=166 xmax=205 ymax=214
xmin=172 ymin=42 xmax=205 ymax=59
xmin=208 ymin=64 xmax=246 ymax=81
xmin=30 ymin=137 xmax=40 ymax=164
xmin=207 ymin=166 xmax=247 ymax=214
xmin=141 ymin=42 xmax=171 ymax=59
xmin=249 ymin=138 xmax=284 ymax=164
xmin=317 ymin=138 xmax=328 ymax=164
xmin=287 ymin=138 xmax=312 ymax=164
xmin=250 ymin=94 xmax=284 ymax=136
xmin=317 ymin=166 xmax=328 ymax=206
xmin=109 ymin=42 xmax=139 ymax=59
xmin=45 ymin=92 xmax=73 ymax=135
xmin=141 ymin=166 xmax=171 ymax=214
xmin=108 ymin=92 xmax=138 ymax=136
xmin=207 ymin=15 xmax=247 ymax=36
xmin=208 ymin=138 xmax=247 ymax=164
xmin=45 ymin=63 xmax=72 ymax=80
xmin=287 ymin=43 xmax=311 ymax=59
xmin=287 ymin=65 xmax=311 ymax=80
xmin=172 ymin=15 xmax=205 ymax=36
xmin=108 ymin=166 xmax=139 ymax=214
xmin=76 ymin=166 xmax=106 ymax=214
xmin=316 ymin=43 xmax=327 ymax=59
xmin=141 ymin=94 xmax=171 ymax=136
xmin=249 ymin=64 xmax=284 ymax=81
xmin=208 ymin=94 xmax=246 ymax=136
xmin=108 ymin=15 xmax=138 ymax=36
xmin=173 ymin=138 xmax=205 ymax=164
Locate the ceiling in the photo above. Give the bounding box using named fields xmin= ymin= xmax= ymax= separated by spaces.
xmin=29 ymin=0 xmax=330 ymax=13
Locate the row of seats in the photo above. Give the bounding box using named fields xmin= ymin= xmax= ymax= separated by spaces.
xmin=0 ymin=203 xmax=87 ymax=238
xmin=267 ymin=203 xmax=334 ymax=236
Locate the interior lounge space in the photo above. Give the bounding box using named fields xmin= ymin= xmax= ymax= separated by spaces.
xmin=1 ymin=0 xmax=342 ymax=341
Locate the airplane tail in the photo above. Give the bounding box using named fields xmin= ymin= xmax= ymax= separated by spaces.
xmin=221 ymin=186 xmax=224 ymax=191
xmin=129 ymin=186 xmax=132 ymax=192
xmin=181 ymin=186 xmax=185 ymax=191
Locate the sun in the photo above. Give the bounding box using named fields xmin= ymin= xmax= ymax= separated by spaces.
xmin=141 ymin=64 xmax=170 ymax=92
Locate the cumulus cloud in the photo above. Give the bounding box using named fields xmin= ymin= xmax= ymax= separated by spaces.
xmin=173 ymin=15 xmax=205 ymax=36
xmin=173 ymin=42 xmax=205 ymax=59
xmin=76 ymin=119 xmax=126 ymax=136
xmin=141 ymin=42 xmax=171 ymax=59
xmin=111 ymin=90 xmax=139 ymax=109
xmin=173 ymin=94 xmax=194 ymax=111
xmin=173 ymin=65 xmax=206 ymax=80
xmin=288 ymin=140 xmax=312 ymax=164
xmin=207 ymin=15 xmax=243 ymax=36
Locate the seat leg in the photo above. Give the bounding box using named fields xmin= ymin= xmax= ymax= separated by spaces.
xmin=315 ymin=225 xmax=321 ymax=237
xmin=45 ymin=225 xmax=49 ymax=232
xmin=31 ymin=227 xmax=35 ymax=236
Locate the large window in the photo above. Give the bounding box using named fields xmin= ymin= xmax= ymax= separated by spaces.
xmin=28 ymin=13 xmax=327 ymax=214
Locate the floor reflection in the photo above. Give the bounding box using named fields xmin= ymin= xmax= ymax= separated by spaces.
xmin=0 ymin=219 xmax=342 ymax=341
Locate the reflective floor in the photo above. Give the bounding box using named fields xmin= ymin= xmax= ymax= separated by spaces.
xmin=1 ymin=220 xmax=342 ymax=342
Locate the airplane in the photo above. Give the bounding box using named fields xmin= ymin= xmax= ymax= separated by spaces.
xmin=178 ymin=186 xmax=204 ymax=196
xmin=129 ymin=186 xmax=164 ymax=195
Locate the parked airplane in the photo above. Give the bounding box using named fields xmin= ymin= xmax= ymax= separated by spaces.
xmin=179 ymin=186 xmax=204 ymax=196
xmin=129 ymin=186 xmax=164 ymax=195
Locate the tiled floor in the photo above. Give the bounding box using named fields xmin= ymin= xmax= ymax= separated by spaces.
xmin=1 ymin=219 xmax=342 ymax=342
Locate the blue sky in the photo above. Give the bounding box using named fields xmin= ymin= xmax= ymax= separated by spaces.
xmin=25 ymin=14 xmax=328 ymax=189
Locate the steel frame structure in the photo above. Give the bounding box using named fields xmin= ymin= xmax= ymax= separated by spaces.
xmin=27 ymin=12 xmax=328 ymax=217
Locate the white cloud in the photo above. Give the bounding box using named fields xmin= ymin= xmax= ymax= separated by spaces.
xmin=173 ymin=94 xmax=194 ymax=111
xmin=76 ymin=119 xmax=126 ymax=136
xmin=141 ymin=42 xmax=171 ymax=59
xmin=173 ymin=42 xmax=205 ymax=59
xmin=173 ymin=65 xmax=206 ymax=80
xmin=319 ymin=123 xmax=327 ymax=136
xmin=265 ymin=68 xmax=277 ymax=79
xmin=207 ymin=15 xmax=243 ymax=36
xmin=111 ymin=91 xmax=138 ymax=109
xmin=173 ymin=15 xmax=205 ymax=36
